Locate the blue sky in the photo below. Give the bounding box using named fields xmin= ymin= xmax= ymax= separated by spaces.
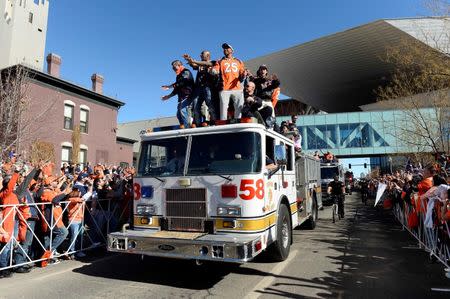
xmin=45 ymin=0 xmax=426 ymax=123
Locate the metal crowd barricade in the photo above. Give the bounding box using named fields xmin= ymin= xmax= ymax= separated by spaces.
xmin=0 ymin=197 xmax=130 ymax=271
xmin=392 ymin=196 xmax=450 ymax=269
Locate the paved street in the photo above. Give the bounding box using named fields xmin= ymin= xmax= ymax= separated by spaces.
xmin=1 ymin=194 xmax=449 ymax=299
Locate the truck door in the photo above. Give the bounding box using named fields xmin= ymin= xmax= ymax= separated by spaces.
xmin=265 ymin=135 xmax=278 ymax=211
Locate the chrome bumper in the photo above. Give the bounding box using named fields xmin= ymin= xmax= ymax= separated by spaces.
xmin=107 ymin=230 xmax=263 ymax=263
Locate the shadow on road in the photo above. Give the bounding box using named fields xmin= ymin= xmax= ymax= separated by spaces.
xmin=72 ymin=253 xmax=243 ymax=290
xmin=73 ymin=196 xmax=449 ymax=297
xmin=254 ymin=197 xmax=450 ymax=298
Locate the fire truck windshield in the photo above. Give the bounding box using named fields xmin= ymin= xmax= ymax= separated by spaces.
xmin=188 ymin=132 xmax=262 ymax=175
xmin=138 ymin=132 xmax=262 ymax=177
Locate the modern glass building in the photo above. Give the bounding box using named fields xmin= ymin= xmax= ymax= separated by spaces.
xmin=277 ymin=108 xmax=436 ymax=157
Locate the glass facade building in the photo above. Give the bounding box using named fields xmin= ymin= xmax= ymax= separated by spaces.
xmin=278 ymin=109 xmax=435 ymax=156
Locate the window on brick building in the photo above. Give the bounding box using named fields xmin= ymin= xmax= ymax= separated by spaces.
xmin=79 ymin=149 xmax=87 ymax=168
xmin=64 ymin=104 xmax=74 ymax=130
xmin=80 ymin=108 xmax=89 ymax=133
xmin=61 ymin=146 xmax=72 ymax=166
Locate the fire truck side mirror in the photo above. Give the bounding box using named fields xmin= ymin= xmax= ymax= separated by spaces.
xmin=274 ymin=145 xmax=287 ymax=165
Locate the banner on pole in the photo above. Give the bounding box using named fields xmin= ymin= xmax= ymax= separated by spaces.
xmin=375 ymin=183 xmax=387 ymax=207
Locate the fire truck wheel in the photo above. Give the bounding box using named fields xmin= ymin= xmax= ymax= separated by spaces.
xmin=268 ymin=204 xmax=291 ymax=262
xmin=306 ymin=197 xmax=318 ymax=230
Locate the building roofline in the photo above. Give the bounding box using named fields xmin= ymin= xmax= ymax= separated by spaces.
xmin=118 ymin=115 xmax=177 ymax=125
xmin=382 ymin=16 xmax=450 ymax=21
xmin=246 ymin=17 xmax=449 ymax=65
xmin=245 ymin=19 xmax=384 ymax=63
xmin=245 ymin=16 xmax=449 ymax=113
xmin=2 ymin=65 xmax=125 ymax=108
xmin=116 ymin=136 xmax=137 ymax=144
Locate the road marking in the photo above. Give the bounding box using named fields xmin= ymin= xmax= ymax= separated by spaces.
xmin=431 ymin=288 xmax=450 ymax=292
xmin=243 ymin=250 xmax=299 ymax=299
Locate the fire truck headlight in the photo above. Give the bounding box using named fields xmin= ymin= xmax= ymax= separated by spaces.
xmin=136 ymin=204 xmax=156 ymax=215
xmin=217 ymin=206 xmax=241 ymax=217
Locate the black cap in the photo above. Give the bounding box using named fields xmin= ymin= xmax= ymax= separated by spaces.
xmin=221 ymin=43 xmax=234 ymax=51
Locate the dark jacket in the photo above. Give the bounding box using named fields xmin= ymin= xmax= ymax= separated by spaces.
xmin=170 ymin=68 xmax=195 ymax=102
xmin=242 ymin=93 xmax=263 ymax=117
xmin=253 ymin=76 xmax=280 ymax=101
xmin=193 ymin=61 xmax=218 ymax=88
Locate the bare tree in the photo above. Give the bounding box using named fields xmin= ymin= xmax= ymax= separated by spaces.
xmin=0 ymin=65 xmax=29 ymax=157
xmin=0 ymin=65 xmax=58 ymax=160
xmin=30 ymin=140 xmax=55 ymax=165
xmin=376 ymin=5 xmax=450 ymax=156
xmin=71 ymin=125 xmax=81 ymax=164
xmin=423 ymin=0 xmax=450 ymax=16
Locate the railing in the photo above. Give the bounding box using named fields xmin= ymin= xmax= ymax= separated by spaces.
xmin=0 ymin=197 xmax=130 ymax=271
xmin=392 ymin=198 xmax=450 ymax=269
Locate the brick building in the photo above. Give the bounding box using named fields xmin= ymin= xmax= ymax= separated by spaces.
xmin=4 ymin=54 xmax=135 ymax=167
xmin=1 ymin=1 xmax=135 ymax=168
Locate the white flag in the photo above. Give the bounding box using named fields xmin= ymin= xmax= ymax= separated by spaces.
xmin=374 ymin=183 xmax=387 ymax=207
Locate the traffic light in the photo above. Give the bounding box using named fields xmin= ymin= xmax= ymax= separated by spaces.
xmin=364 ymin=163 xmax=367 ymax=168
xmin=348 ymin=164 xmax=352 ymax=169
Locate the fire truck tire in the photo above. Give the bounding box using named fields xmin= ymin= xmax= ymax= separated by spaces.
xmin=306 ymin=197 xmax=318 ymax=230
xmin=268 ymin=204 xmax=291 ymax=262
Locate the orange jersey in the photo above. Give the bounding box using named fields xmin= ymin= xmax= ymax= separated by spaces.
xmin=417 ymin=177 xmax=433 ymax=213
xmin=42 ymin=163 xmax=55 ymax=177
xmin=271 ymin=87 xmax=281 ymax=107
xmin=0 ymin=172 xmax=19 ymax=243
xmin=41 ymin=189 xmax=65 ymax=228
xmin=67 ymin=197 xmax=85 ymax=222
xmin=214 ymin=57 xmax=244 ymax=90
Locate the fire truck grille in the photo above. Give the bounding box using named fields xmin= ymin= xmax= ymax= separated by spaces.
xmin=165 ymin=188 xmax=207 ymax=232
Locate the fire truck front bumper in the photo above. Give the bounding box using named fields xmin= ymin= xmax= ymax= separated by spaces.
xmin=108 ymin=229 xmax=265 ymax=263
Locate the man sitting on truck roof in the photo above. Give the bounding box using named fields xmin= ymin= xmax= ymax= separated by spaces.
xmin=251 ymin=65 xmax=280 ymax=116
xmin=242 ymin=82 xmax=273 ymax=128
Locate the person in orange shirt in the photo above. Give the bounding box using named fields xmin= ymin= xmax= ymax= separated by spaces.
xmin=442 ymin=189 xmax=450 ymax=222
xmin=67 ymin=183 xmax=92 ymax=259
xmin=212 ymin=43 xmax=245 ymax=120
xmin=40 ymin=176 xmax=71 ymax=259
xmin=0 ymin=167 xmax=19 ymax=277
xmin=416 ymin=165 xmax=435 ymax=213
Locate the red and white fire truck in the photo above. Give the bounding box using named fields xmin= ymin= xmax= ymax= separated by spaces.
xmin=108 ymin=119 xmax=322 ymax=263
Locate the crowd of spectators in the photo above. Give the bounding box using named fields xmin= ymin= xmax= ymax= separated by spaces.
xmin=162 ymin=43 xmax=280 ymax=128
xmin=0 ymin=151 xmax=134 ymax=278
xmin=364 ymin=163 xmax=450 ymax=258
